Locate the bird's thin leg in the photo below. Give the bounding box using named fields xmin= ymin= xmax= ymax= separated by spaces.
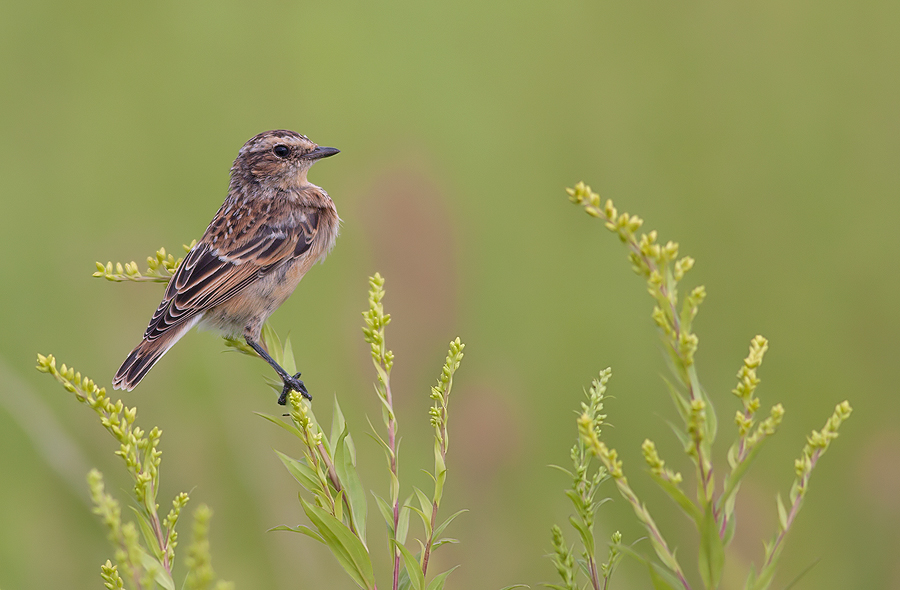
xmin=245 ymin=337 xmax=311 ymax=405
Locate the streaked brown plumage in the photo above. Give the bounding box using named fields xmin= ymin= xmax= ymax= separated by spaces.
xmin=113 ymin=130 xmax=340 ymax=404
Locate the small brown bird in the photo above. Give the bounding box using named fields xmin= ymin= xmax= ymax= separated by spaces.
xmin=113 ymin=130 xmax=340 ymax=404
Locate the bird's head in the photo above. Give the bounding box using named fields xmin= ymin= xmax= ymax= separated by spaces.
xmin=232 ymin=130 xmax=339 ymax=189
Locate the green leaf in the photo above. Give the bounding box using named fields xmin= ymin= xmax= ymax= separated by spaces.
xmin=432 ymin=538 xmax=459 ymax=550
xmin=698 ymin=505 xmax=725 ymax=590
xmin=129 ymin=506 xmax=163 ymax=562
xmin=665 ymin=420 xmax=692 ymax=451
xmin=275 ymin=450 xmax=320 ymax=492
xmin=564 ymin=489 xmax=585 ymax=512
xmin=268 ymin=524 xmax=326 ymax=544
xmin=750 ymin=563 xmax=777 ymax=590
xmin=776 ymin=493 xmax=788 ymax=531
xmin=720 ymin=435 xmax=770 ymax=509
xmin=663 ymin=377 xmax=690 ymax=425
xmin=414 ymin=487 xmax=432 ymax=515
xmin=301 ymin=497 xmax=375 ymax=590
xmin=547 ymin=464 xmax=575 ymax=478
xmin=138 ymin=549 xmax=175 ymax=590
xmin=334 ymin=425 xmax=368 ymax=543
xmin=724 ymin=480 xmax=741 ymax=523
xmin=408 ymin=504 xmax=432 ymax=538
xmin=433 ymin=439 xmax=447 ymax=505
xmin=646 ymin=471 xmax=701 ymax=525
xmin=365 ymin=416 xmax=393 ymax=463
xmin=568 ymin=515 xmax=594 ymax=557
xmin=696 ymin=380 xmax=717 ymax=445
xmin=723 ymin=511 xmax=737 ymax=547
xmin=424 ymin=565 xmax=459 ymax=590
xmin=745 ymin=564 xmax=758 ymax=589
xmin=256 ymin=412 xmax=304 ymax=439
xmin=433 ymin=509 xmax=467 ymax=540
xmin=331 ymin=396 xmax=347 ymax=454
xmin=617 ymin=544 xmax=682 ymax=590
xmin=498 ymin=585 xmax=530 ymax=590
xmin=282 ymin=336 xmax=297 ymax=375
xmin=726 ymin=441 xmax=739 ymax=469
xmin=334 ymin=490 xmax=345 ymax=522
xmin=648 ymin=561 xmax=680 ymax=590
xmin=398 ymin=494 xmax=413 ymax=544
xmin=410 ymin=487 xmax=434 ymax=537
xmin=395 ymin=542 xmax=425 ymax=590
xmin=373 ymin=493 xmax=395 ymax=533
xmin=261 ymin=323 xmax=283 ymax=366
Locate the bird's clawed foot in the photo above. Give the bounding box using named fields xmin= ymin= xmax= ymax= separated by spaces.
xmin=278 ymin=372 xmax=311 ymax=405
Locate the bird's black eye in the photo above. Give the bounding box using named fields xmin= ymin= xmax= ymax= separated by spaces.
xmin=273 ymin=144 xmax=290 ymax=158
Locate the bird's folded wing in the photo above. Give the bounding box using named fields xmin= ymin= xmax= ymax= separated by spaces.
xmin=142 ymin=210 xmax=319 ymax=342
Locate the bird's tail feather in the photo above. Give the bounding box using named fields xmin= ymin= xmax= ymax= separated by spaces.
xmin=112 ymin=325 xmax=190 ymax=391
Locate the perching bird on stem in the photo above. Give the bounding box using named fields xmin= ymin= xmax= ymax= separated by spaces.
xmin=113 ymin=130 xmax=340 ymax=405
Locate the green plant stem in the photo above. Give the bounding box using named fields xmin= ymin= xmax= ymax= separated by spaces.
xmin=421 ymin=500 xmax=439 ymax=576
xmin=386 ymin=377 xmax=401 ymax=590
xmin=615 ymin=476 xmax=690 ymax=590
xmin=764 ymin=462 xmax=813 ymax=570
xmin=577 ymin=192 xmax=719 ymax=530
xmin=589 ymin=557 xmax=602 ymax=590
xmin=579 ymin=414 xmax=690 ymax=590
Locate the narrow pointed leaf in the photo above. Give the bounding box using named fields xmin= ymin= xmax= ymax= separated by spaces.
xmin=662 ymin=377 xmax=690 ymax=424
xmin=432 ymin=538 xmax=459 ymax=550
xmin=698 ymin=505 xmax=725 ymax=590
xmin=331 ymin=396 xmax=347 ymax=453
xmin=398 ymin=494 xmax=413 ymax=544
xmin=647 ymin=471 xmax=701 ymax=525
xmin=547 ymin=464 xmax=575 ymax=478
xmin=424 ymin=565 xmax=460 ymax=590
xmin=256 ymin=412 xmax=304 ymax=439
xmin=617 ymin=545 xmax=682 ymax=590
xmin=300 ymin=497 xmax=375 ymax=590
xmin=282 ymin=336 xmax=297 ymax=375
xmin=373 ymin=493 xmax=395 ymax=532
xmin=648 ymin=562 xmax=680 ymax=590
xmin=665 ymin=420 xmax=691 ymax=450
xmin=414 ymin=487 xmax=432 ymax=515
xmin=776 ymin=493 xmax=788 ymax=531
xmin=334 ymin=425 xmax=367 ymax=543
xmin=433 ymin=509 xmax=467 ymax=540
xmin=721 ymin=438 xmax=771 ymax=509
xmin=407 ymin=505 xmax=432 ymax=537
xmin=268 ymin=524 xmax=326 ymax=544
xmin=275 ymin=450 xmax=320 ymax=492
xmin=138 ymin=550 xmax=175 ymax=590
xmin=129 ymin=506 xmax=163 ymax=562
xmin=395 ymin=542 xmax=425 ymax=590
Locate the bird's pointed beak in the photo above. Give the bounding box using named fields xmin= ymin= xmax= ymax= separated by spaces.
xmin=306 ymin=146 xmax=340 ymax=160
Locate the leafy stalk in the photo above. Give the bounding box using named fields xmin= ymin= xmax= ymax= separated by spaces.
xmin=548 ymin=369 xmax=618 ymax=590
xmin=36 ymin=354 xmax=230 ymax=590
xmin=567 ymin=182 xmax=852 ymax=589
xmin=361 ymin=273 xmax=403 ymax=590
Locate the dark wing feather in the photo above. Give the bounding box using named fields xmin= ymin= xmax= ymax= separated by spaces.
xmin=142 ymin=207 xmax=320 ymax=342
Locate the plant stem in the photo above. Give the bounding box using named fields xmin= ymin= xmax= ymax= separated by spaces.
xmin=421 ymin=500 xmax=438 ymax=576
xmin=384 ymin=376 xmax=401 ymax=590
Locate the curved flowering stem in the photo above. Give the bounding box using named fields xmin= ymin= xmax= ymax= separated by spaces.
xmin=568 ymin=182 xmax=853 ymax=590
xmin=93 ymin=242 xmax=196 ymax=283
xmin=35 ymin=354 xmax=230 ymax=590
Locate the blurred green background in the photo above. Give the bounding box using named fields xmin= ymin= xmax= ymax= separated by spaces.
xmin=2 ymin=0 xmax=898 ymax=588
